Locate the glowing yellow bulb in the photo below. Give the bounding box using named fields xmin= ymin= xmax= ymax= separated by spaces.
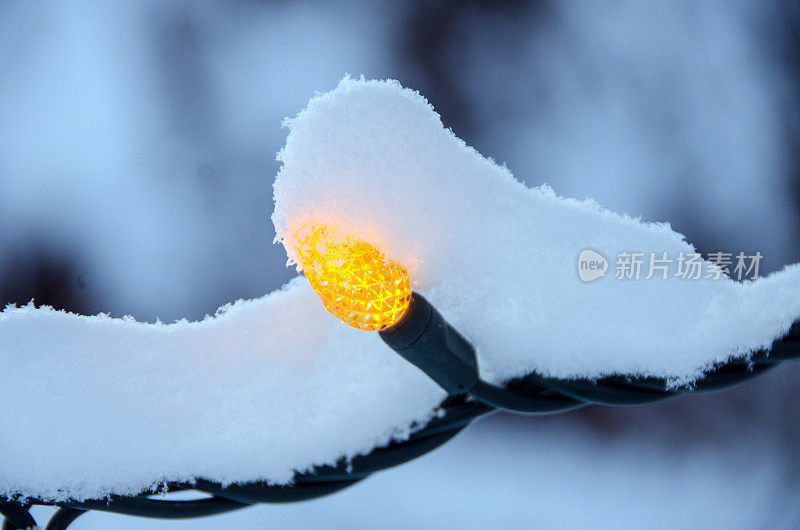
xmin=291 ymin=225 xmax=411 ymax=331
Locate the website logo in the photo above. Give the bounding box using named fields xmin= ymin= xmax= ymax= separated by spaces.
xmin=578 ymin=249 xmax=608 ymax=282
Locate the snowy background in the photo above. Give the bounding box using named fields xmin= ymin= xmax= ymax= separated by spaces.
xmin=2 ymin=1 xmax=800 ymax=528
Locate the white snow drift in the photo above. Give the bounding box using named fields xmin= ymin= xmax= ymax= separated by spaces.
xmin=273 ymin=76 xmax=800 ymax=383
xmin=2 ymin=76 xmax=799 ymax=501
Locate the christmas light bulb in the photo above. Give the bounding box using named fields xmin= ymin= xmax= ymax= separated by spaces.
xmin=292 ymin=225 xmax=411 ymax=331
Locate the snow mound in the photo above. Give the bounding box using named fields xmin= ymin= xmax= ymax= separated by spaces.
xmin=2 ymin=76 xmax=799 ymax=501
xmin=0 ymin=279 xmax=444 ymax=501
xmin=274 ymin=76 xmax=800 ymax=384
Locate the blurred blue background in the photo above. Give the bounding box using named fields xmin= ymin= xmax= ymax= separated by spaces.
xmin=2 ymin=1 xmax=800 ymax=528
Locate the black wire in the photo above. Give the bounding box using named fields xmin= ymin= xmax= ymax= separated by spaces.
xmin=0 ymin=501 xmax=35 ymax=530
xmin=194 ymin=478 xmax=365 ymax=504
xmin=57 ymin=496 xmax=248 ymax=519
xmin=470 ymin=379 xmax=586 ymax=413
xmin=44 ymin=508 xmax=86 ymax=530
xmin=303 ymin=422 xmax=469 ymax=482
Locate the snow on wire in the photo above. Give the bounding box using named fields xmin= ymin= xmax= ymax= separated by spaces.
xmin=3 ymin=322 xmax=800 ymax=529
xmin=3 ymin=77 xmax=800 ymax=526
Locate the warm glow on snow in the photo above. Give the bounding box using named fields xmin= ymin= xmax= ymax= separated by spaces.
xmin=292 ymin=224 xmax=411 ymax=330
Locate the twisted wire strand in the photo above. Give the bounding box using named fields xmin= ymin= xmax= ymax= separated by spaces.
xmin=3 ymin=322 xmax=799 ymax=529
xmin=44 ymin=508 xmax=86 ymax=530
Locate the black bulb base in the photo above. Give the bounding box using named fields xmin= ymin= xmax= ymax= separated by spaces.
xmin=379 ymin=292 xmax=478 ymax=395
